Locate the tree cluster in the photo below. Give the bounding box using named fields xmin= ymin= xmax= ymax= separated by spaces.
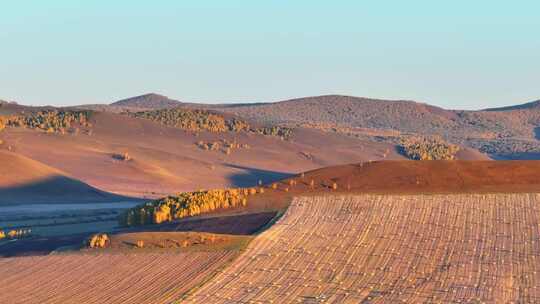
xmin=119 ymin=187 xmax=263 ymax=227
xmin=5 ymin=110 xmax=92 ymax=134
xmin=400 ymin=136 xmax=460 ymax=160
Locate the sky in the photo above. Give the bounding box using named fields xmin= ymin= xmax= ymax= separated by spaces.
xmin=1 ymin=1 xmax=539 ymax=110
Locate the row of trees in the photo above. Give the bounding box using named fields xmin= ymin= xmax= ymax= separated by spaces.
xmin=4 ymin=110 xmax=92 ymax=134
xmin=127 ymin=108 xmax=294 ymax=139
xmin=119 ymin=187 xmax=263 ymax=227
xmin=128 ymin=108 xmax=250 ymax=133
xmin=0 ymin=228 xmax=32 ymax=240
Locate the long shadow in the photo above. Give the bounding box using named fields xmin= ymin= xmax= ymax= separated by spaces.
xmin=0 ymin=176 xmax=143 ymax=257
xmin=0 ymin=175 xmax=140 ymax=205
xmin=224 ymin=164 xmax=295 ymax=187
xmin=490 ymin=152 xmax=540 ymax=160
xmin=534 ymin=127 xmax=540 ymax=140
xmin=0 ymin=166 xmax=290 ymax=257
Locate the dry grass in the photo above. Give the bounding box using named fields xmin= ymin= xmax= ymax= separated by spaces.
xmin=187 ymin=194 xmax=540 ymax=303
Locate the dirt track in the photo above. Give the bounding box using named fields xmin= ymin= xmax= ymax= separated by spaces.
xmin=186 ymin=194 xmax=540 ymax=303
xmin=0 ymin=251 xmax=236 ymax=304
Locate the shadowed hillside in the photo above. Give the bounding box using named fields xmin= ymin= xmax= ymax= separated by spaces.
xmin=0 ymin=151 xmax=130 ymax=204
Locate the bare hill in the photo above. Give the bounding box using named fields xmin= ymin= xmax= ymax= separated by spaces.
xmin=110 ymin=93 xmax=182 ymax=109
xmin=0 ymin=151 xmax=127 ymax=204
xmin=0 ymin=109 xmax=419 ymax=199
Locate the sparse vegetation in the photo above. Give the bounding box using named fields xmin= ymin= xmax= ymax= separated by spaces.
xmin=127 ymin=107 xmax=294 ymax=139
xmin=255 ymin=126 xmax=293 ymax=140
xmin=127 ymin=108 xmax=250 ymax=132
xmin=120 ymin=188 xmax=259 ymax=227
xmin=400 ymin=136 xmax=460 ymax=160
xmin=196 ymin=139 xmax=250 ymax=154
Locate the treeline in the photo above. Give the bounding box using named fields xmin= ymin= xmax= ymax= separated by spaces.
xmin=400 ymin=136 xmax=460 ymax=160
xmin=3 ymin=110 xmax=92 ymax=134
xmin=127 ymin=108 xmax=249 ymax=133
xmin=119 ymin=188 xmax=263 ymax=227
xmin=127 ymin=108 xmax=293 ymax=139
xmin=0 ymin=228 xmax=32 ymax=240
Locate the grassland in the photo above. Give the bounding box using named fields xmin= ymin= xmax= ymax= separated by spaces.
xmin=186 ymin=194 xmax=540 ymax=303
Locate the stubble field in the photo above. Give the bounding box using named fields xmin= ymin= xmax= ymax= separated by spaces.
xmin=186 ymin=194 xmax=540 ymax=303
xmin=0 ymin=251 xmax=236 ymax=304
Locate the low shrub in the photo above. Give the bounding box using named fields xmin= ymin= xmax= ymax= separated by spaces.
xmin=86 ymin=233 xmax=109 ymax=248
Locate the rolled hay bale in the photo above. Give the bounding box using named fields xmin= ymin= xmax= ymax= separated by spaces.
xmin=136 ymin=240 xmax=144 ymax=248
xmin=86 ymin=233 xmax=110 ymax=249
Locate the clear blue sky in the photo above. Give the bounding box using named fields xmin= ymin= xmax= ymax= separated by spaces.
xmin=1 ymin=1 xmax=539 ymax=109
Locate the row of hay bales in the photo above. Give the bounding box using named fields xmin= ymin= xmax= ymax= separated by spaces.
xmin=3 ymin=110 xmax=92 ymax=134
xmin=0 ymin=228 xmax=32 ymax=240
xmin=119 ymin=188 xmax=263 ymax=227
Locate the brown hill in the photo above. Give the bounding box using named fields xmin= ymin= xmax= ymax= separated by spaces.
xmin=76 ymin=93 xmax=540 ymax=158
xmin=485 ymin=99 xmax=540 ymax=111
xmin=198 ymin=95 xmax=540 ymax=157
xmin=110 ymin=93 xmax=182 ymax=109
xmin=0 ymin=150 xmax=128 ymax=204
xmin=0 ymin=109 xmax=422 ymax=199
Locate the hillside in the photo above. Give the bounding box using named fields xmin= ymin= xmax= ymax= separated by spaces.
xmin=0 ymin=150 xmax=127 ymax=204
xmin=485 ymin=99 xmax=540 ymax=111
xmin=110 ymin=93 xmax=182 ymax=109
xmin=0 ymin=108 xmax=420 ymax=199
xmin=188 ymin=193 xmax=540 ymax=303
xmin=74 ymin=93 xmax=540 ymax=158
xmin=198 ymin=95 xmax=540 ymax=158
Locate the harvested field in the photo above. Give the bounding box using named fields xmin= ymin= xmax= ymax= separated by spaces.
xmin=186 ymin=194 xmax=540 ymax=303
xmin=0 ymin=251 xmax=236 ymax=304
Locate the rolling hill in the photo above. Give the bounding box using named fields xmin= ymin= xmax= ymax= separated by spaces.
xmin=77 ymin=93 xmax=540 ymax=158
xmin=0 ymin=150 xmax=128 ymax=204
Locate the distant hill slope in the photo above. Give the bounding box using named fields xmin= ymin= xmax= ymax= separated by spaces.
xmin=110 ymin=93 xmax=182 ymax=109
xmin=195 ymin=95 xmax=540 ymax=157
xmin=50 ymin=92 xmax=540 ymax=157
xmin=1 ymin=108 xmax=430 ymax=198
xmin=0 ymin=151 xmax=128 ymax=204
xmin=484 ymin=99 xmax=540 ymax=111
